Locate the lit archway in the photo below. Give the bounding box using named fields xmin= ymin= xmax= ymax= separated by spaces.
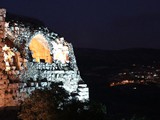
xmin=29 ymin=34 xmax=52 ymax=63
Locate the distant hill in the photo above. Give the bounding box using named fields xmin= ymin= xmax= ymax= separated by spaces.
xmin=75 ymin=48 xmax=160 ymax=76
xmin=74 ymin=48 xmax=160 ymax=119
xmin=74 ymin=47 xmax=160 ymax=84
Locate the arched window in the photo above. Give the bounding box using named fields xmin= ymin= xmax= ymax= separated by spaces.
xmin=29 ymin=34 xmax=52 ymax=63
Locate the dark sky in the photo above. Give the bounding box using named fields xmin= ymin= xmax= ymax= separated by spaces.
xmin=1 ymin=0 xmax=160 ymax=50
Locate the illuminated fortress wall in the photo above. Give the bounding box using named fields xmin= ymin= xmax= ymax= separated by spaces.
xmin=0 ymin=9 xmax=89 ymax=107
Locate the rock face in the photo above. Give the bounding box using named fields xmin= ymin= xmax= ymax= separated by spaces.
xmin=0 ymin=9 xmax=89 ymax=107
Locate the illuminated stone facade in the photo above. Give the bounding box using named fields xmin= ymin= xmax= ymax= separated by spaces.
xmin=0 ymin=9 xmax=89 ymax=107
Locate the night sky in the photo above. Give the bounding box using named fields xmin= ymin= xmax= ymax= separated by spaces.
xmin=1 ymin=0 xmax=160 ymax=50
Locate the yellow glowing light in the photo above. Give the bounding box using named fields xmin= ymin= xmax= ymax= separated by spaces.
xmin=29 ymin=34 xmax=52 ymax=63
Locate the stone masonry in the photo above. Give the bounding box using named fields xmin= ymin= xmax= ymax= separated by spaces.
xmin=0 ymin=8 xmax=89 ymax=107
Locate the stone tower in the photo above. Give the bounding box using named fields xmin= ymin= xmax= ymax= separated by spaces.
xmin=0 ymin=9 xmax=20 ymax=107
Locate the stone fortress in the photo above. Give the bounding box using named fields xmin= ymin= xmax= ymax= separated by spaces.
xmin=0 ymin=9 xmax=89 ymax=107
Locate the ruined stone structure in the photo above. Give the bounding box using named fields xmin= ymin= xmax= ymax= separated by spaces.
xmin=0 ymin=9 xmax=89 ymax=107
xmin=0 ymin=9 xmax=5 ymax=39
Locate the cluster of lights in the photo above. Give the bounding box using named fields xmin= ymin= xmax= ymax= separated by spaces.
xmin=110 ymin=79 xmax=145 ymax=87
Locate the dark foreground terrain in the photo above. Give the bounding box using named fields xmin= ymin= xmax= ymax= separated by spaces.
xmin=1 ymin=48 xmax=160 ymax=120
xmin=75 ymin=48 xmax=160 ymax=120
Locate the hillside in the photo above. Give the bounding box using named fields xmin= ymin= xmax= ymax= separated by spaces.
xmin=74 ymin=48 xmax=160 ymax=119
